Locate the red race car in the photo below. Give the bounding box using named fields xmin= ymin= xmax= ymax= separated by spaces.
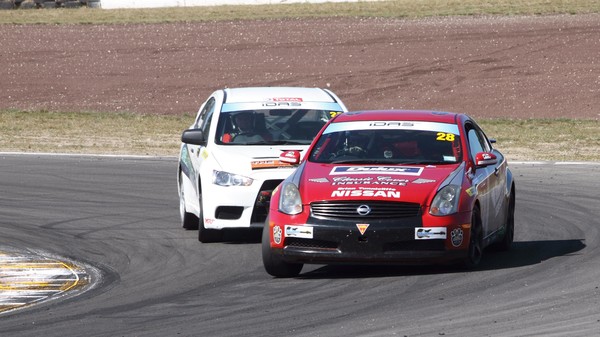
xmin=262 ymin=110 xmax=515 ymax=277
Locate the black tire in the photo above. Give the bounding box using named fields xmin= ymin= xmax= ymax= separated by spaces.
xmin=464 ymin=206 xmax=483 ymax=268
xmin=179 ymin=171 xmax=199 ymax=230
xmin=262 ymin=218 xmax=302 ymax=278
xmin=198 ymin=188 xmax=222 ymax=243
xmin=497 ymin=189 xmax=515 ymax=251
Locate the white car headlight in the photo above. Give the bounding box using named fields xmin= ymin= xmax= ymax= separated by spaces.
xmin=212 ymin=170 xmax=253 ymax=187
xmin=430 ymin=184 xmax=461 ymax=216
xmin=279 ymin=182 xmax=303 ymax=215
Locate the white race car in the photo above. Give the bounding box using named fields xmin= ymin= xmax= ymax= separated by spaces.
xmin=177 ymin=87 xmax=348 ymax=242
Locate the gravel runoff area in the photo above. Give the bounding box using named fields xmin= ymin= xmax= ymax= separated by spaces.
xmin=1 ymin=14 xmax=599 ymax=120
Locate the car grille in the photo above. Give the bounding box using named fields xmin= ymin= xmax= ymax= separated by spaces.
xmin=384 ymin=240 xmax=445 ymax=252
xmin=285 ymin=237 xmax=338 ymax=250
xmin=310 ymin=201 xmax=420 ymax=220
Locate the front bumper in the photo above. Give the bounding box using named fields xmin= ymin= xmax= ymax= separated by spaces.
xmin=203 ymin=179 xmax=282 ymax=229
xmin=274 ymin=215 xmax=470 ymax=265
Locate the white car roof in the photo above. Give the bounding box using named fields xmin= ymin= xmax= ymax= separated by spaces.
xmin=224 ymin=87 xmax=338 ymax=104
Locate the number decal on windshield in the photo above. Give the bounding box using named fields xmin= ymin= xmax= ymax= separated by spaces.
xmin=436 ymin=132 xmax=455 ymax=142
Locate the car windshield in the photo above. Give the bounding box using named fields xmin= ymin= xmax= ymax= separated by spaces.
xmin=215 ymin=109 xmax=338 ymax=145
xmin=308 ymin=122 xmax=462 ymax=165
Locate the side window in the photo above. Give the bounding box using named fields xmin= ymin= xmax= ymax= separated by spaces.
xmin=200 ymin=99 xmax=215 ymax=136
xmin=466 ymin=124 xmax=489 ymax=162
xmin=194 ymin=98 xmax=216 ymax=129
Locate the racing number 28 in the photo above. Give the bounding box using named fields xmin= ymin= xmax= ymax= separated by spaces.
xmin=436 ymin=132 xmax=455 ymax=142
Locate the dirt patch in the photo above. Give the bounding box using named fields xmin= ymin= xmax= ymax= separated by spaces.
xmin=1 ymin=14 xmax=599 ymax=119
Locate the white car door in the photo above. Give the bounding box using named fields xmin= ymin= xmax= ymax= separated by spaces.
xmin=188 ymin=97 xmax=217 ymax=186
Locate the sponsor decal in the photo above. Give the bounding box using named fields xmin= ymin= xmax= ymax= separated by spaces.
xmin=201 ymin=148 xmax=209 ymax=159
xmin=285 ymin=225 xmax=313 ymax=239
xmin=309 ymin=177 xmax=330 ymax=183
xmin=271 ymin=97 xmax=303 ymax=102
xmin=415 ymin=227 xmax=447 ymax=240
xmin=204 ymin=218 xmax=215 ymax=225
xmin=331 ymin=176 xmax=409 ymax=186
xmin=330 ymin=166 xmax=423 ymax=176
xmin=272 ymin=225 xmax=282 ymax=244
xmin=450 ymin=228 xmax=464 ymax=247
xmin=251 ymin=160 xmax=293 ymax=169
xmin=331 ymin=187 xmax=400 ymax=198
xmin=280 ymin=151 xmax=300 ymax=164
xmin=412 ymin=178 xmax=437 ymax=184
xmin=180 ymin=146 xmax=193 ymax=178
xmin=465 ymin=187 xmax=476 ymax=197
xmin=369 ymin=121 xmax=415 ymax=127
xmin=356 ymin=223 xmax=370 ymax=235
xmin=262 ymin=102 xmax=302 ymax=107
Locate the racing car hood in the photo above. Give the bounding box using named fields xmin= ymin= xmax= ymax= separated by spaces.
xmin=299 ymin=163 xmax=461 ymax=205
xmin=212 ymin=145 xmax=308 ymax=177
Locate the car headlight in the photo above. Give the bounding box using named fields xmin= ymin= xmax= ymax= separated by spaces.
xmin=212 ymin=170 xmax=253 ymax=187
xmin=279 ymin=182 xmax=302 ymax=215
xmin=430 ymin=184 xmax=461 ymax=216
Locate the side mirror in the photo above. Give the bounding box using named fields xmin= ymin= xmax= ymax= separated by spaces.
xmin=181 ymin=129 xmax=206 ymax=146
xmin=279 ymin=150 xmax=301 ymax=165
xmin=475 ymin=152 xmax=497 ymax=167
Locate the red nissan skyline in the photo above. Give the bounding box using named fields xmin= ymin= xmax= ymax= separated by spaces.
xmin=262 ymin=110 xmax=515 ymax=277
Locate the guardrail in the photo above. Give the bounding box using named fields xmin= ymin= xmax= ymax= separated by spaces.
xmin=5 ymin=0 xmax=100 ymax=8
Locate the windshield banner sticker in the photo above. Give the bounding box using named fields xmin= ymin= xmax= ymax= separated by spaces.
xmin=330 ymin=166 xmax=423 ymax=176
xmin=332 ymin=176 xmax=409 ymax=186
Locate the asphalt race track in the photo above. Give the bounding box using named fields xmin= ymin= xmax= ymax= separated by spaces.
xmin=0 ymin=154 xmax=599 ymax=336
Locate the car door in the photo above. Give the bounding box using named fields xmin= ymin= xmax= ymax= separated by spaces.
xmin=188 ymin=96 xmax=217 ymax=188
xmin=466 ymin=122 xmax=503 ymax=238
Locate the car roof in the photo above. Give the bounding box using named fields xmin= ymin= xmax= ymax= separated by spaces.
xmin=223 ymin=87 xmax=337 ymax=104
xmin=332 ymin=110 xmax=463 ymax=124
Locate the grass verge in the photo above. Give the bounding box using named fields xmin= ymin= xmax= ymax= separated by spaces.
xmin=0 ymin=0 xmax=599 ymax=25
xmin=1 ymin=110 xmax=598 ymax=161
xmin=1 ymin=1 xmax=598 ymax=161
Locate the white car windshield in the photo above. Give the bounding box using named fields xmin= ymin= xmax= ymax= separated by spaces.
xmin=215 ymin=109 xmax=338 ymax=145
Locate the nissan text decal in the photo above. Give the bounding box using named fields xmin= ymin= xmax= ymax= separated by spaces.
xmin=331 ymin=187 xmax=400 ymax=198
xmin=330 ymin=166 xmax=423 ymax=176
